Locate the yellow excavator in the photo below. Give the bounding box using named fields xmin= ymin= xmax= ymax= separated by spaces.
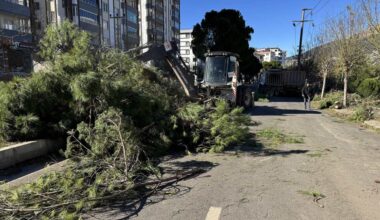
xmin=134 ymin=44 xmax=253 ymax=108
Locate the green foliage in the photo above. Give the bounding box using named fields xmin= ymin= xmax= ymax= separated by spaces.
xmin=262 ymin=61 xmax=282 ymax=70
xmin=314 ymin=91 xmax=344 ymax=109
xmin=175 ymin=100 xmax=250 ymax=153
xmin=209 ymin=101 xmax=250 ymax=152
xmin=39 ymin=20 xmax=93 ymax=73
xmin=349 ymin=106 xmax=374 ymax=122
xmin=191 ymin=9 xmax=262 ymax=79
xmin=256 ymin=128 xmax=304 ymax=147
xmin=357 ymin=77 xmax=380 ymax=98
xmin=0 ymin=72 xmax=74 ymax=141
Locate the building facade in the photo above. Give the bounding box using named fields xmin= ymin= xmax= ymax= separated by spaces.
xmin=33 ymin=0 xmax=178 ymax=50
xmin=0 ymin=0 xmax=181 ymax=75
xmin=140 ymin=0 xmax=179 ymax=46
xmin=0 ymin=0 xmax=33 ymax=74
xmin=179 ymin=29 xmax=195 ymax=71
xmin=255 ymin=48 xmax=286 ymax=65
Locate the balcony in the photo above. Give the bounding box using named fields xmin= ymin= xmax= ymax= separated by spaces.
xmin=156 ymin=16 xmax=164 ymax=25
xmin=146 ymin=3 xmax=164 ymax=13
xmin=0 ymin=1 xmax=30 ymax=18
xmin=0 ymin=29 xmax=32 ymax=43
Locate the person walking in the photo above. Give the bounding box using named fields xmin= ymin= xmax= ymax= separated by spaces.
xmin=302 ymin=81 xmax=312 ymax=110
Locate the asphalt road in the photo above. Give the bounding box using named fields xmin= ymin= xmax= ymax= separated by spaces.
xmin=95 ymin=98 xmax=380 ymax=220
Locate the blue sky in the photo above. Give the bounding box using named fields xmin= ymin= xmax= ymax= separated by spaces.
xmin=181 ymin=0 xmax=356 ymax=57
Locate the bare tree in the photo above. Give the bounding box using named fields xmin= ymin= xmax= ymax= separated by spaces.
xmin=327 ymin=5 xmax=365 ymax=107
xmin=360 ymin=0 xmax=380 ymax=66
xmin=360 ymin=0 xmax=380 ymax=49
xmin=313 ymin=28 xmax=336 ymax=99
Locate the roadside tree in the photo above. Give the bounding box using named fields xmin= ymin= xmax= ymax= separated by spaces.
xmin=327 ymin=6 xmax=365 ymax=107
xmin=191 ymin=9 xmax=262 ymax=80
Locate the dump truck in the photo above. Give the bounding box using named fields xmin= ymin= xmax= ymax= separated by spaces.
xmin=258 ymin=69 xmax=306 ymax=96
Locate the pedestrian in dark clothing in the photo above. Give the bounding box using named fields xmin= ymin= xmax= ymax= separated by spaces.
xmin=302 ymin=82 xmax=312 ymax=110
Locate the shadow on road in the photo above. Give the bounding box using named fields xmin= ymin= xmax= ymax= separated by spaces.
xmin=268 ymin=97 xmax=304 ymax=102
xmin=234 ymin=144 xmax=309 ymax=157
xmin=250 ymin=105 xmax=321 ymax=116
xmin=91 ymin=160 xmax=217 ymax=219
xmin=229 ymin=136 xmax=309 ymax=158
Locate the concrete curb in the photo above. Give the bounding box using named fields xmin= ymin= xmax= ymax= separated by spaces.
xmin=1 ymin=160 xmax=68 ymax=189
xmin=0 ymin=139 xmax=64 ymax=169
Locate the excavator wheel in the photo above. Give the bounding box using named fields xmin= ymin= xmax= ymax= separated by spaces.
xmin=243 ymin=87 xmax=253 ymax=110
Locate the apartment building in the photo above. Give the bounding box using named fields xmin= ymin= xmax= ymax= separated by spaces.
xmin=255 ymin=48 xmax=286 ymax=65
xmin=0 ymin=0 xmax=180 ymax=74
xmin=124 ymin=0 xmax=139 ymax=49
xmin=32 ymin=0 xmax=178 ymax=50
xmin=140 ymin=0 xmax=180 ymax=46
xmin=0 ymin=0 xmax=33 ymax=74
xmin=31 ymin=0 xmax=101 ymax=45
xmin=179 ymin=29 xmax=195 ymax=71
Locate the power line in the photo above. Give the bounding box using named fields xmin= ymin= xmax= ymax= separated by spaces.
xmin=313 ymin=0 xmax=331 ymax=17
xmin=305 ymin=0 xmax=323 ymax=17
xmin=312 ymin=0 xmax=323 ymax=11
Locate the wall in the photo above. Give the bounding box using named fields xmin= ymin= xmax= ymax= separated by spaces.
xmin=0 ymin=139 xmax=64 ymax=169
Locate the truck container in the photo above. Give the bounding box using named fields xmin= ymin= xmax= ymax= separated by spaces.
xmin=258 ymin=69 xmax=306 ymax=96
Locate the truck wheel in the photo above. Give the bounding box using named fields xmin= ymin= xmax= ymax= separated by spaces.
xmin=236 ymin=86 xmax=243 ymax=107
xmin=243 ymin=89 xmax=253 ymax=109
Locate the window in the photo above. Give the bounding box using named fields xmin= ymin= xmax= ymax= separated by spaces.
xmin=127 ymin=10 xmax=137 ymax=23
xmin=186 ymin=50 xmax=190 ymax=55
xmin=80 ymin=0 xmax=97 ymax=6
xmin=103 ymin=21 xmax=108 ymax=30
xmin=103 ymin=3 xmax=109 ymax=12
xmin=72 ymin=6 xmax=77 ymax=16
xmin=36 ymin=21 xmax=41 ymax=29
xmin=127 ymin=26 xmax=137 ymax=34
xmin=127 ymin=0 xmax=137 ymax=8
xmin=180 ymin=41 xmax=186 ymax=47
xmin=79 ymin=9 xmax=98 ymax=22
xmin=228 ymin=60 xmax=235 ymax=73
xmin=186 ymin=41 xmax=191 ymax=46
xmin=34 ymin=2 xmax=40 ymax=10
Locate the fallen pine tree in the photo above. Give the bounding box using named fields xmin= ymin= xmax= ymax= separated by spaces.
xmin=0 ymin=21 xmax=251 ymax=219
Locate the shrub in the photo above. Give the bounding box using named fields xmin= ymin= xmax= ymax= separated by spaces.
xmin=357 ymin=77 xmax=380 ymax=98
xmin=349 ymin=106 xmax=374 ymax=122
xmin=315 ymin=91 xmax=343 ymax=109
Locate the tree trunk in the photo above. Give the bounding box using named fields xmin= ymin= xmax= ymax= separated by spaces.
xmin=321 ymin=71 xmax=327 ymax=99
xmin=343 ymin=72 xmax=348 ymax=108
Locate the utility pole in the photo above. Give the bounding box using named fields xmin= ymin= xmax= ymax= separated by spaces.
xmin=293 ymin=8 xmax=312 ymax=70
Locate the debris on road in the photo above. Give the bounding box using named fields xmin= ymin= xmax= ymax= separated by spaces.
xmin=298 ymin=190 xmax=326 ymax=208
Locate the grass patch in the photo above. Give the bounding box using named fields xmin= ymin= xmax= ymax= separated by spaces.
xmin=306 ymin=151 xmax=323 ymax=158
xmin=256 ymin=128 xmax=304 ymax=147
xmin=257 ymin=98 xmax=270 ymax=103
